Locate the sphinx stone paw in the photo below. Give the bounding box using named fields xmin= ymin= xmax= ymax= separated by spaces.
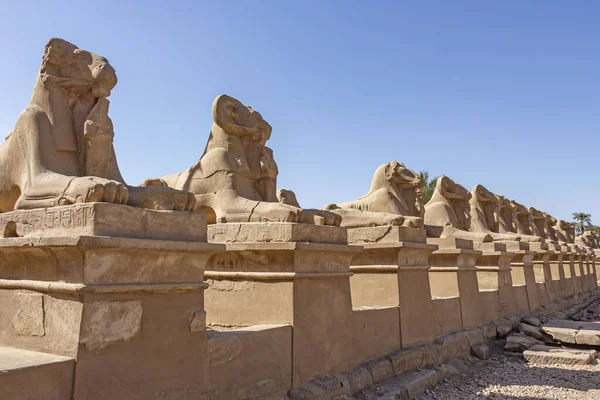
xmin=61 ymin=176 xmax=128 ymax=205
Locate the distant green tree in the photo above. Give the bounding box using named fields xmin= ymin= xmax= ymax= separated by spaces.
xmin=588 ymin=225 xmax=600 ymax=234
xmin=572 ymin=212 xmax=592 ymax=236
xmin=419 ymin=170 xmax=439 ymax=205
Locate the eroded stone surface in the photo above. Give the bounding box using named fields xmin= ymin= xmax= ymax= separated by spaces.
xmin=0 ymin=203 xmax=207 ymax=241
xmin=208 ymin=222 xmax=347 ymax=245
xmin=523 ymin=345 xmax=596 ymax=365
xmin=424 ymin=176 xmax=492 ymax=242
xmin=504 ymin=334 xmax=543 ymax=352
xmin=0 ymin=38 xmax=195 ymax=214
xmin=323 ymin=161 xmax=424 ymax=229
xmin=80 ymin=300 xmax=143 ymax=352
xmin=162 ymin=94 xmax=339 ymax=227
xmin=11 ymin=292 xmax=44 ymax=336
xmin=471 ymin=344 xmax=491 ymax=360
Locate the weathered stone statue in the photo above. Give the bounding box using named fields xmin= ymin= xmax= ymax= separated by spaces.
xmin=544 ymin=213 xmax=560 ymax=243
xmin=424 ymin=176 xmax=492 ymax=242
xmin=162 ymin=94 xmax=340 ymax=225
xmin=509 ymin=200 xmax=544 ymax=242
xmin=468 ymin=184 xmax=520 ymax=241
xmin=576 ymin=230 xmax=599 ymax=248
xmin=554 ymin=219 xmax=575 ymax=244
xmin=0 ymin=38 xmax=195 ymax=213
xmin=496 ymin=195 xmax=518 ymax=235
xmin=528 ymin=207 xmax=548 ymax=238
xmin=323 ymin=161 xmax=424 ymax=228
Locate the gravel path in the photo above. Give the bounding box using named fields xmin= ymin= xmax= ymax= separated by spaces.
xmin=419 ymin=344 xmax=600 ymax=400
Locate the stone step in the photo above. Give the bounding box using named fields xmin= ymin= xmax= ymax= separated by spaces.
xmin=542 ymin=319 xmax=600 ymax=345
xmin=0 ymin=346 xmax=74 ymax=400
xmin=523 ymin=345 xmax=597 ymax=365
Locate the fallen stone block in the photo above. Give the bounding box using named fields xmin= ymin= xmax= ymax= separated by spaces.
xmin=336 ymin=366 xmax=372 ymax=396
xmin=524 ymin=345 xmax=597 ymax=365
xmin=436 ymin=332 xmax=469 ymax=362
xmin=471 ymin=343 xmax=490 ymax=360
xmin=387 ymin=347 xmax=423 ymax=376
xmin=504 ymin=335 xmax=543 ymax=352
xmin=363 ymin=358 xmax=394 ymax=384
xmin=463 ymin=328 xmax=484 ymax=346
xmin=522 ymin=317 xmax=541 ymax=327
xmin=395 ymin=369 xmax=439 ymax=399
xmin=542 ymin=320 xmax=584 ymax=344
xmin=309 ymin=375 xmax=347 ymax=398
xmin=575 ymin=322 xmax=600 ymax=346
xmin=518 ymin=323 xmax=543 ymax=340
xmin=496 ymin=319 xmax=513 ymax=338
xmin=420 ymin=344 xmax=441 ymax=368
xmin=481 ymin=323 xmax=497 ymax=339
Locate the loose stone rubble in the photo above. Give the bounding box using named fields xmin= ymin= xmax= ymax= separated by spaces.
xmin=0 ymin=38 xmax=599 ymax=400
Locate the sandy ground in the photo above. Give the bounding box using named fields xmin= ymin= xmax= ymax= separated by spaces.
xmin=418 ymin=343 xmax=600 ymax=400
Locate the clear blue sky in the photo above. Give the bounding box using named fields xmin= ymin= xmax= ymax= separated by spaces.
xmin=1 ymin=1 xmax=598 ymax=223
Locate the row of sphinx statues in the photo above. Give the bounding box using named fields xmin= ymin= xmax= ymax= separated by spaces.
xmin=0 ymin=38 xmax=596 ymax=251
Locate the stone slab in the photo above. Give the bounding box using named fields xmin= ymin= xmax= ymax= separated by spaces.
xmin=0 ymin=346 xmax=74 ymax=400
xmin=208 ymin=222 xmax=347 ymax=244
xmin=473 ymin=242 xmax=507 ymax=252
xmin=0 ymin=203 xmax=207 ymax=242
xmin=523 ymin=345 xmax=596 ymax=365
xmin=427 ymin=237 xmax=473 ymax=250
xmin=541 ymin=320 xmax=600 ymax=345
xmin=347 ymin=226 xmax=426 ymax=244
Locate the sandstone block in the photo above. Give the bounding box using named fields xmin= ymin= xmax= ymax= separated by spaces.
xmin=395 ymin=369 xmax=439 ymax=399
xmin=436 ymin=332 xmax=469 ymax=362
xmin=482 ymin=323 xmax=497 ymax=339
xmin=542 ymin=320 xmax=582 ymax=344
xmin=0 ymin=203 xmax=207 ymax=242
xmin=463 ymin=328 xmax=484 ymax=346
xmin=387 ymin=347 xmax=424 ymax=376
xmin=504 ymin=335 xmax=543 ymax=352
xmin=496 ymin=319 xmax=513 ymax=338
xmin=524 ymin=345 xmax=597 ymax=365
xmin=363 ymin=358 xmax=394 ymax=384
xmin=575 ymin=323 xmax=600 ymax=346
xmin=208 ymin=223 xmax=346 ymax=245
xmin=518 ymin=323 xmax=543 ymax=340
xmin=471 ymin=344 xmax=491 ymax=360
xmin=335 ymin=366 xmax=372 ymax=396
xmin=522 ymin=317 xmax=541 ymax=327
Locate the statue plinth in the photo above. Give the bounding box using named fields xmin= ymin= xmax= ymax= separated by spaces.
xmin=347 ymin=225 xmax=426 ymax=244
xmin=0 ymin=203 xmax=207 ymax=242
xmin=427 ymin=237 xmax=484 ymax=329
xmin=207 ymin=222 xmax=346 ymax=245
xmin=347 ymin=226 xmax=437 ymax=347
xmin=0 ymin=210 xmax=222 ymax=400
xmin=470 ymin=242 xmax=516 ymax=321
xmin=204 ymin=223 xmax=360 ymax=387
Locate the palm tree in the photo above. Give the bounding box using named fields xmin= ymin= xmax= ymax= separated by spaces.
xmin=572 ymin=212 xmax=592 ymax=235
xmin=419 ymin=170 xmax=439 ymax=205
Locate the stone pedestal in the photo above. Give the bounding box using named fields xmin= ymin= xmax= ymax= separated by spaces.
xmin=501 ymin=241 xmax=537 ymax=312
xmin=428 ymin=238 xmax=483 ymax=330
xmin=592 ymin=249 xmax=600 ymax=287
xmin=348 ymin=226 xmax=437 ymax=347
xmin=546 ymin=243 xmax=567 ymax=297
xmin=472 ymin=242 xmax=515 ymax=321
xmin=582 ymin=252 xmax=593 ymax=290
xmin=588 ymin=251 xmax=598 ymax=289
xmin=0 ymin=204 xmax=221 ymax=400
xmin=577 ymin=250 xmax=590 ymax=292
xmin=204 ymin=223 xmax=360 ymax=387
xmin=532 ymin=250 xmax=554 ymax=305
xmin=563 ymin=247 xmax=579 ymax=294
